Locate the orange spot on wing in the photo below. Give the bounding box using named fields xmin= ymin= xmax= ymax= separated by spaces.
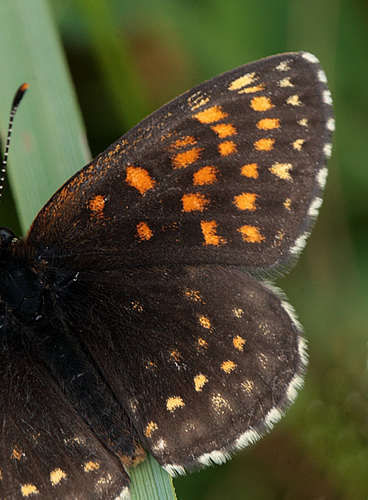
xmin=193 ymin=166 xmax=218 ymax=185
xmin=251 ymin=96 xmax=274 ymax=111
xmin=194 ymin=106 xmax=228 ymax=123
xmin=172 ymin=147 xmax=203 ymax=168
xmin=170 ymin=349 xmax=181 ymax=361
xmin=219 ymin=141 xmax=237 ymax=156
xmin=197 ymin=337 xmax=208 ymax=349
xmin=237 ymin=225 xmax=265 ymax=243
xmin=11 ymin=446 xmax=23 ymax=460
xmin=182 ymin=193 xmax=209 ymax=212
xmin=88 ymin=195 xmax=105 ymax=218
xmin=211 ymin=123 xmax=237 ymax=138
xmin=201 ymin=220 xmax=227 ymax=246
xmin=233 ymin=192 xmax=257 ymax=211
xmin=257 ymin=118 xmax=280 ymax=130
xmin=126 ymin=166 xmax=156 ymax=194
xmin=185 ymin=289 xmax=202 ymax=301
xmin=233 ymin=336 xmax=246 ymax=351
xmin=171 ymin=136 xmax=197 ymax=149
xmin=254 ymin=138 xmax=275 ymax=151
xmin=241 ymin=163 xmax=259 ymax=178
xmin=136 ymin=222 xmax=153 ymax=240
xmin=199 ymin=315 xmax=211 ymax=329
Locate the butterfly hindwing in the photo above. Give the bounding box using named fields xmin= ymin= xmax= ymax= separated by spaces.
xmin=28 ymin=52 xmax=332 ymax=273
xmin=57 ymin=265 xmax=306 ymax=472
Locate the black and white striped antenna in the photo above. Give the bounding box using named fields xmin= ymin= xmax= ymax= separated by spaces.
xmin=0 ymin=83 xmax=29 ymax=200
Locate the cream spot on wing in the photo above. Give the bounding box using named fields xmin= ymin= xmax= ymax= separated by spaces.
xmin=233 ymin=335 xmax=246 ymax=351
xmin=212 ymin=393 xmax=232 ymax=414
xmin=242 ymin=379 xmax=255 ymax=394
xmin=286 ymin=94 xmax=302 ymax=106
xmin=228 ymin=72 xmax=257 ymax=90
xmin=21 ymin=484 xmax=39 ymax=497
xmin=144 ymin=421 xmax=159 ymax=438
xmin=233 ymin=308 xmax=244 ymax=318
xmin=50 ymin=468 xmax=67 ymax=486
xmin=221 ymin=360 xmax=237 ymax=373
xmin=270 ymin=162 xmax=293 ymax=180
xmin=284 ymin=198 xmax=292 ymax=210
xmin=167 ymin=396 xmax=185 ymax=412
xmin=84 ymin=461 xmax=100 ymax=472
xmin=194 ymin=374 xmax=208 ymax=392
xmin=276 ymin=61 xmax=290 ymax=71
xmin=293 ymin=139 xmax=305 ymax=150
xmin=278 ymin=77 xmax=293 ymax=87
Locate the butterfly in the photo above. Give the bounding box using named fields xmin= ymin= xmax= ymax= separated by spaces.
xmin=0 ymin=52 xmax=333 ymax=499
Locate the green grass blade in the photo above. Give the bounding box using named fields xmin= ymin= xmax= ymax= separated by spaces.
xmin=0 ymin=0 xmax=90 ymax=232
xmin=131 ymin=455 xmax=177 ymax=500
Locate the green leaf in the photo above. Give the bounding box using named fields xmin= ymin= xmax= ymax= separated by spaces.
xmin=0 ymin=0 xmax=90 ymax=232
xmin=131 ymin=455 xmax=177 ymax=500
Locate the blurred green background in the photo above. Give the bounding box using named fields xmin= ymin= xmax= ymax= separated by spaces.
xmin=0 ymin=0 xmax=367 ymax=499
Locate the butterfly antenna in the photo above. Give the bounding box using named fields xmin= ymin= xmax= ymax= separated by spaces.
xmin=0 ymin=83 xmax=29 ymax=201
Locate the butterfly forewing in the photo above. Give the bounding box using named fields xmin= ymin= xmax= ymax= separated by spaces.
xmin=28 ymin=52 xmax=333 ymax=273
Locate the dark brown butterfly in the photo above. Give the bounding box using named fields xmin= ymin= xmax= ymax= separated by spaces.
xmin=0 ymin=52 xmax=333 ymax=499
